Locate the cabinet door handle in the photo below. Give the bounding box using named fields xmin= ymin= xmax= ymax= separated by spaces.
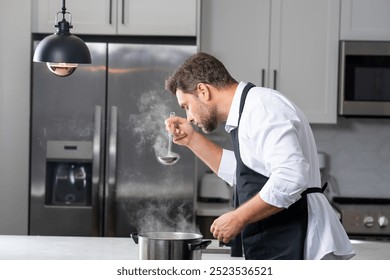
xmin=261 ymin=69 xmax=265 ymax=87
xmin=109 ymin=0 xmax=113 ymax=24
xmin=122 ymin=0 xmax=125 ymax=24
xmin=273 ymin=69 xmax=277 ymax=90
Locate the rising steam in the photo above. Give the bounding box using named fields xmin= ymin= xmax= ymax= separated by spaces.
xmin=128 ymin=89 xmax=173 ymax=157
xmin=125 ymin=89 xmax=196 ymax=234
xmin=135 ymin=199 xmax=196 ymax=233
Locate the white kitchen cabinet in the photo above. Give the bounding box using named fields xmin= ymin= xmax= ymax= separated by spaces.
xmin=32 ymin=0 xmax=198 ymax=36
xmin=340 ymin=0 xmax=390 ymax=40
xmin=32 ymin=0 xmax=116 ymax=34
xmin=200 ymin=0 xmax=271 ymax=88
xmin=118 ymin=0 xmax=197 ymax=36
xmin=200 ymin=0 xmax=339 ymax=124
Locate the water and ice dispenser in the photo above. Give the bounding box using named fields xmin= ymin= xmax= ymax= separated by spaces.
xmin=45 ymin=141 xmax=93 ymax=206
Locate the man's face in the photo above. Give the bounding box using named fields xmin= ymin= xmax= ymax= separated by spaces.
xmin=176 ymin=89 xmax=218 ymax=134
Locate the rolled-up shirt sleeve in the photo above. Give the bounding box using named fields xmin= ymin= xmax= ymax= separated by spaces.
xmin=242 ymin=93 xmax=310 ymax=209
xmin=258 ymin=119 xmax=310 ymax=208
xmin=259 ymin=175 xmax=307 ymax=209
xmin=217 ymin=149 xmax=236 ymax=186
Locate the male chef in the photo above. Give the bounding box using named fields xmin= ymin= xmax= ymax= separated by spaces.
xmin=164 ymin=52 xmax=355 ymax=260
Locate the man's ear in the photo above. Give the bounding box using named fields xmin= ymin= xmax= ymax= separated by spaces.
xmin=197 ymin=83 xmax=211 ymax=101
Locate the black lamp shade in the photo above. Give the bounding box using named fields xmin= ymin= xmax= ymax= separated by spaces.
xmin=33 ymin=33 xmax=91 ymax=64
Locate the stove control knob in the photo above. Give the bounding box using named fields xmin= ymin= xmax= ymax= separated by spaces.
xmin=378 ymin=216 xmax=389 ymax=228
xmin=363 ymin=216 xmax=375 ymax=227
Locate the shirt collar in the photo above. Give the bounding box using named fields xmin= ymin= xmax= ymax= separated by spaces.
xmin=225 ymin=81 xmax=247 ymax=133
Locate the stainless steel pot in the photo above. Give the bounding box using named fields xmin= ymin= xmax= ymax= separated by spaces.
xmin=131 ymin=232 xmax=211 ymax=260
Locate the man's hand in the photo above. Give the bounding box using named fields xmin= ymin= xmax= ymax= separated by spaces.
xmin=165 ymin=115 xmax=223 ymax=174
xmin=210 ymin=194 xmax=284 ymax=243
xmin=165 ymin=115 xmax=196 ymax=147
xmin=210 ymin=210 xmax=244 ymax=244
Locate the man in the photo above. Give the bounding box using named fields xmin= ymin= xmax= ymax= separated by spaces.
xmin=164 ymin=52 xmax=355 ymax=260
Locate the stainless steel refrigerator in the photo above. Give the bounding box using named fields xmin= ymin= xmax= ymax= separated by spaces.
xmin=30 ymin=40 xmax=197 ymax=237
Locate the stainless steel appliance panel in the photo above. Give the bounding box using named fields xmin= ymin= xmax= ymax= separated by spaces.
xmin=105 ymin=44 xmax=197 ymax=236
xmin=30 ymin=40 xmax=197 ymax=237
xmin=30 ymin=43 xmax=107 ymax=236
xmin=339 ymin=41 xmax=390 ymax=116
xmin=332 ymin=197 xmax=390 ymax=239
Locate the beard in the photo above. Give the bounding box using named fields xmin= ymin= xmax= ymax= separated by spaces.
xmin=198 ymin=101 xmax=218 ymax=134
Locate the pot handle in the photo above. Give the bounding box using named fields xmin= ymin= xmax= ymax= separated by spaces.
xmin=188 ymin=239 xmax=212 ymax=251
xmin=130 ymin=232 xmax=139 ymax=244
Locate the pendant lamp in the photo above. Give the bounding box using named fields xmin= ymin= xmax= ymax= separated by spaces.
xmin=33 ymin=0 xmax=91 ymax=77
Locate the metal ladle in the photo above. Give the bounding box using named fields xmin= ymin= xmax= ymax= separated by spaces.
xmin=157 ymin=112 xmax=180 ymax=165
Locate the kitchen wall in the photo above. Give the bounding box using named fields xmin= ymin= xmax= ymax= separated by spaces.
xmin=312 ymin=117 xmax=390 ymax=198
xmin=0 ymin=0 xmax=31 ymax=234
xmin=201 ymin=116 xmax=390 ymax=200
xmin=1 ymin=0 xmax=390 ymax=235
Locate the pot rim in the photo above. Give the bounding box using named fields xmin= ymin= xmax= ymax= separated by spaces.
xmin=137 ymin=231 xmax=203 ymax=240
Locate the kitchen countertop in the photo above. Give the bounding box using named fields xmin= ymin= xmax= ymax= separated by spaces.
xmin=0 ymin=235 xmax=389 ymax=260
xmin=0 ymin=235 xmax=238 ymax=260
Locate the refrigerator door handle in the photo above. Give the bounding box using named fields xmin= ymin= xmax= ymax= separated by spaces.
xmin=92 ymin=105 xmax=102 ymax=235
xmin=93 ymin=106 xmax=102 ymax=188
xmin=108 ymin=106 xmax=118 ymax=187
xmin=105 ymin=106 xmax=118 ymax=236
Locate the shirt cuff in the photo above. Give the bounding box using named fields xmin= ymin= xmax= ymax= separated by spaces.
xmin=259 ymin=176 xmax=304 ymax=208
xmin=217 ymin=149 xmax=236 ymax=186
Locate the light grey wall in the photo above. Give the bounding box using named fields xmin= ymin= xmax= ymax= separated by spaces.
xmin=312 ymin=117 xmax=390 ymax=198
xmin=0 ymin=0 xmax=31 ymax=234
xmin=199 ymin=117 xmax=390 ymax=200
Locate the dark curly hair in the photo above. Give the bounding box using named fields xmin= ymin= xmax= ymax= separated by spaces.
xmin=165 ymin=52 xmax=237 ymax=95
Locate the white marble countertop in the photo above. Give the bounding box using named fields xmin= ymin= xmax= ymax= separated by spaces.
xmin=349 ymin=239 xmax=390 ymax=260
xmin=0 ymin=235 xmax=389 ymax=260
xmin=0 ymin=235 xmax=238 ymax=260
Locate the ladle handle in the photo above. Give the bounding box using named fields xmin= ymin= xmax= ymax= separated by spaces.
xmin=167 ymin=112 xmax=175 ymax=154
xmin=167 ymin=133 xmax=173 ymax=154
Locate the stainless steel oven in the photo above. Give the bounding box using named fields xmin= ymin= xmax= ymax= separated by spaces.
xmin=339 ymin=41 xmax=390 ymax=117
xmin=331 ymin=197 xmax=390 ymax=241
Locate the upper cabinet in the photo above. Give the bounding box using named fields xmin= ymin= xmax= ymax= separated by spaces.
xmin=200 ymin=0 xmax=271 ymax=89
xmin=200 ymin=0 xmax=339 ymax=123
xmin=340 ymin=0 xmax=390 ymax=40
xmin=32 ymin=0 xmax=198 ymax=36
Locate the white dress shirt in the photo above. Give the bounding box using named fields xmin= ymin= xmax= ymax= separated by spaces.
xmin=218 ymin=82 xmax=355 ymax=260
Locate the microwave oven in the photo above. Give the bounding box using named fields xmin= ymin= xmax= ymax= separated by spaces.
xmin=339 ymin=41 xmax=390 ymax=116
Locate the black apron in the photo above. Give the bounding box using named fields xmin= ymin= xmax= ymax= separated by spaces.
xmin=230 ymin=83 xmax=323 ymax=260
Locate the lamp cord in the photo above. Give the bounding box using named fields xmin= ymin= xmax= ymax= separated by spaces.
xmin=61 ymin=0 xmax=67 ymax=19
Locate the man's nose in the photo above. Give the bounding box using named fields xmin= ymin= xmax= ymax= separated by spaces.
xmin=186 ymin=112 xmax=194 ymax=124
